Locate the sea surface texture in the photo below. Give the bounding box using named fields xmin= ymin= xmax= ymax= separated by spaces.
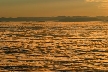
xmin=0 ymin=22 xmax=108 ymax=72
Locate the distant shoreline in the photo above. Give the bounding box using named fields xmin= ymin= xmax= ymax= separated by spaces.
xmin=0 ymin=16 xmax=108 ymax=22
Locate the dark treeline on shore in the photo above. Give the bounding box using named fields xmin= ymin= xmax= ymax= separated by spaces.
xmin=0 ymin=16 xmax=108 ymax=22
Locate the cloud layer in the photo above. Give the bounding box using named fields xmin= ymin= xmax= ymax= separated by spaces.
xmin=86 ymin=0 xmax=108 ymax=2
xmin=86 ymin=0 xmax=108 ymax=9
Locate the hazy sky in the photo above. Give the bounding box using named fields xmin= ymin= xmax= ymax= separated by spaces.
xmin=0 ymin=0 xmax=108 ymax=17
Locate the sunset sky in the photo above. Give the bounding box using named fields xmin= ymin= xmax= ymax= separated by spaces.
xmin=0 ymin=0 xmax=108 ymax=17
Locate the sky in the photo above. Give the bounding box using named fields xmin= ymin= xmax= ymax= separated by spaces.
xmin=0 ymin=0 xmax=108 ymax=17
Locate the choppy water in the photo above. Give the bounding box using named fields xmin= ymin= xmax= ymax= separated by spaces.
xmin=0 ymin=22 xmax=108 ymax=72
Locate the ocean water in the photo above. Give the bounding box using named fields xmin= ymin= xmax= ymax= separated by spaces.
xmin=0 ymin=21 xmax=108 ymax=72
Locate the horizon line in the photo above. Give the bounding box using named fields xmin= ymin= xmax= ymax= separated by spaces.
xmin=0 ymin=16 xmax=108 ymax=18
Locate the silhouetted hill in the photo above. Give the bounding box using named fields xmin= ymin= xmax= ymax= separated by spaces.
xmin=58 ymin=17 xmax=101 ymax=22
xmin=0 ymin=16 xmax=108 ymax=22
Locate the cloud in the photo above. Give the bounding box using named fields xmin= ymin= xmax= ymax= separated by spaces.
xmin=98 ymin=3 xmax=108 ymax=9
xmin=85 ymin=0 xmax=108 ymax=10
xmin=86 ymin=0 xmax=95 ymax=2
xmin=86 ymin=0 xmax=108 ymax=2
